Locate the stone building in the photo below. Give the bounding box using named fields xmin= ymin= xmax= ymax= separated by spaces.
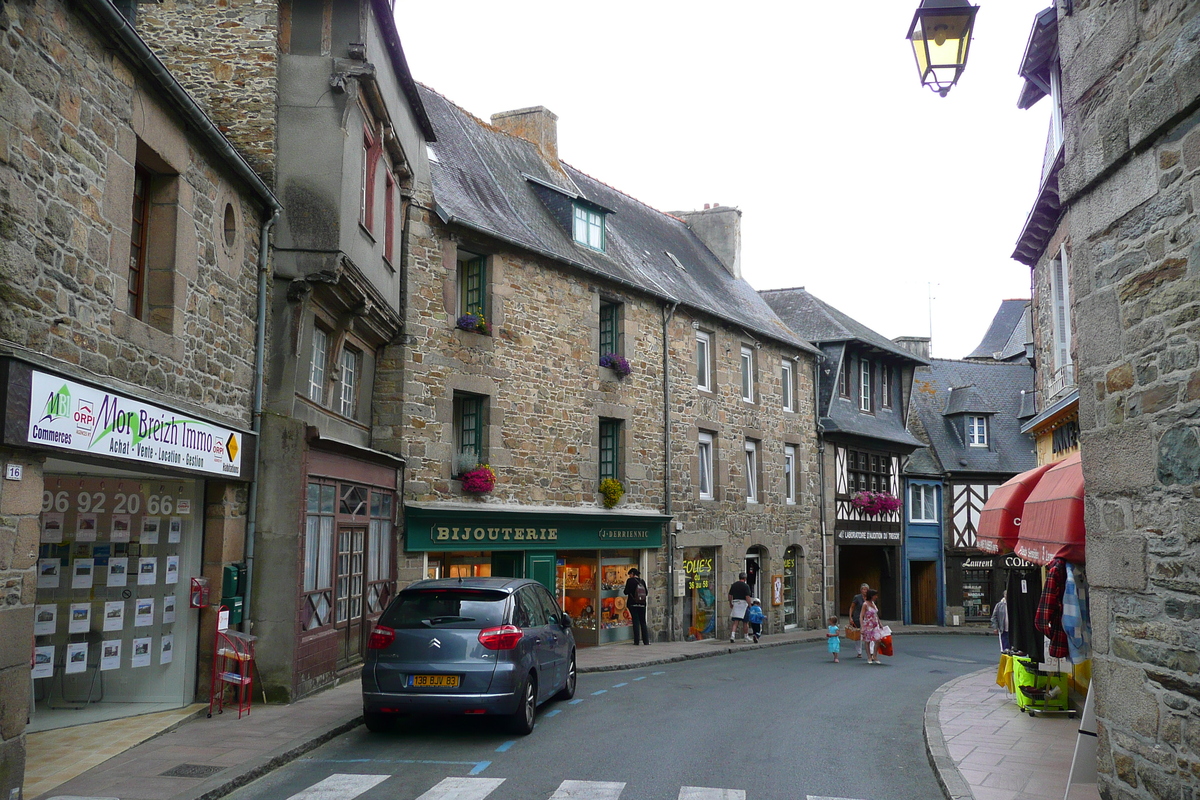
xmin=760 ymin=289 xmax=927 ymax=622
xmin=372 ymin=88 xmax=824 ymax=645
xmin=136 ymin=0 xmax=436 ymax=699
xmin=1011 ymin=3 xmax=1200 ymax=797
xmin=0 ymin=0 xmax=277 ymax=790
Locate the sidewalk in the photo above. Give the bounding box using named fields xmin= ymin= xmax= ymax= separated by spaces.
xmin=32 ymin=625 xmax=1039 ymax=800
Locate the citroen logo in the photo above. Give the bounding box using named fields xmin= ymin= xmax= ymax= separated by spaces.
xmin=428 ymin=638 xmax=442 ymax=649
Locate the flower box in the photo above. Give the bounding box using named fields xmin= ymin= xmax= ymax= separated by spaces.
xmin=599 ymin=353 xmax=631 ymax=378
xmin=850 ymin=490 xmax=901 ymax=517
xmin=599 ymin=478 xmax=625 ymax=508
xmin=460 ymin=465 xmax=496 ymax=495
xmin=456 ymin=313 xmax=491 ymax=335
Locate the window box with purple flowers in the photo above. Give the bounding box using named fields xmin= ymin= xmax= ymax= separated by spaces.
xmin=599 ymin=353 xmax=631 ymax=379
xmin=850 ymin=490 xmax=901 ymax=517
xmin=456 ymin=313 xmax=491 ymax=335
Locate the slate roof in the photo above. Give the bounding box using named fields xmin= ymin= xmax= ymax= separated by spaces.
xmin=759 ymin=288 xmax=928 ymax=365
xmin=945 ymin=385 xmax=997 ymax=415
xmin=966 ymin=300 xmax=1031 ymax=362
xmin=908 ymin=359 xmax=1038 ymax=476
xmin=418 ymin=85 xmax=817 ymax=355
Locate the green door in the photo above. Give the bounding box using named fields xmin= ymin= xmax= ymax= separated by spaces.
xmin=491 ymin=552 xmax=523 ymax=579
xmin=526 ymin=551 xmax=557 ymax=593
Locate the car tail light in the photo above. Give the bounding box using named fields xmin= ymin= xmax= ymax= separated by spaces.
xmin=478 ymin=624 xmax=523 ymax=650
xmin=368 ymin=625 xmax=395 ymax=650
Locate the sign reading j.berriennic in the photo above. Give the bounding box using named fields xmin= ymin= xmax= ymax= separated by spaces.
xmin=27 ymin=371 xmax=243 ymax=477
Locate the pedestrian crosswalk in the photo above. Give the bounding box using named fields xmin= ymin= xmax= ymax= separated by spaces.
xmin=283 ymin=773 xmax=863 ymax=800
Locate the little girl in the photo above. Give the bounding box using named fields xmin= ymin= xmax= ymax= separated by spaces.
xmin=826 ymin=616 xmax=841 ymax=663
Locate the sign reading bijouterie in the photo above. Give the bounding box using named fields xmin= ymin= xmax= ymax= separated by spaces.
xmin=406 ymin=506 xmax=668 ymax=551
xmin=836 ymin=530 xmax=902 ymax=543
xmin=25 ymin=370 xmax=244 ymax=478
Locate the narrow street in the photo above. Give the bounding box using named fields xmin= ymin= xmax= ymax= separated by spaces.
xmin=223 ymin=635 xmax=995 ymax=800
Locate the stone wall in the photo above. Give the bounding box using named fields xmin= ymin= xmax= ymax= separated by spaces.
xmin=1058 ymin=3 xmax=1200 ymax=798
xmin=137 ymin=0 xmax=278 ymax=182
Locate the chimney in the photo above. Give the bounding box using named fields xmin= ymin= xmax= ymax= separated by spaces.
xmin=672 ymin=205 xmax=742 ymax=279
xmin=893 ymin=336 xmax=931 ymax=361
xmin=491 ymin=106 xmax=558 ymax=164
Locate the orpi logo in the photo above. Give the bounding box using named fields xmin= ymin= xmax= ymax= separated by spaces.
xmin=74 ymin=399 xmax=96 ymax=437
xmin=213 ymin=439 xmax=224 ymax=458
xmin=39 ymin=384 xmax=72 ymax=424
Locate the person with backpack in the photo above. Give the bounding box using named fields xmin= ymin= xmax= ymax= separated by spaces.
xmin=746 ymin=598 xmax=765 ymax=643
xmin=624 ymin=567 xmax=650 ymax=645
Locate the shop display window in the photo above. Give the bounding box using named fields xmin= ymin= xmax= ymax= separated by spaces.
xmin=599 ymin=553 xmax=636 ymax=644
xmin=963 ymin=569 xmax=991 ymax=619
xmin=446 ymin=553 xmax=492 ymax=578
xmin=783 ymin=546 xmax=801 ymax=628
xmin=558 ymin=555 xmax=598 ymax=646
xmin=682 ymin=547 xmax=716 ymax=640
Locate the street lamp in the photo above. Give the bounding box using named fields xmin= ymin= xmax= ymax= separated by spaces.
xmin=907 ymin=0 xmax=979 ymax=97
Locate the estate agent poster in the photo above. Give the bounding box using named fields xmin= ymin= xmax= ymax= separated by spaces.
xmin=110 ymin=514 xmax=131 ymax=543
xmin=76 ymin=512 xmax=98 ymax=542
xmin=72 ymin=558 xmax=95 ymax=589
xmin=107 ymin=557 xmax=129 ymax=587
xmin=40 ymin=513 xmax=64 ymax=543
xmin=134 ymin=598 xmax=154 ymax=627
xmin=100 ymin=640 xmax=121 ymax=671
xmin=160 ymin=634 xmax=174 ymax=665
xmin=68 ymin=602 xmax=91 ymax=634
xmin=168 ymin=517 xmax=183 ymax=543
xmin=37 ymin=558 xmax=60 ymax=589
xmin=103 ymin=600 xmax=125 ymax=632
xmin=32 ymin=646 xmax=54 ymax=679
xmin=34 ymin=604 xmax=57 ymax=636
xmin=165 ymin=555 xmax=179 ymax=584
xmin=138 ymin=557 xmax=157 ymax=586
xmin=131 ymin=637 xmax=152 ymax=668
xmin=162 ymin=595 xmax=176 ymax=624
xmin=65 ymin=642 xmax=88 ymax=674
xmin=140 ymin=517 xmax=160 ymax=544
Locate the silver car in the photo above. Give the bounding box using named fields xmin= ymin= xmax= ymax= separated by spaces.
xmin=361 ymin=577 xmax=577 ymax=734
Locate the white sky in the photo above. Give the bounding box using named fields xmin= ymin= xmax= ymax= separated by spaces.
xmin=396 ymin=1 xmax=1053 ymax=359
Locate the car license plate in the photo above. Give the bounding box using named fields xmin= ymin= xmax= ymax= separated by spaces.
xmin=409 ymin=674 xmax=459 ymax=688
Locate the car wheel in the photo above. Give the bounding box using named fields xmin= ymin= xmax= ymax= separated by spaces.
xmin=508 ymin=673 xmax=537 ymax=735
xmin=555 ymin=653 xmax=577 ymax=700
xmin=363 ymin=710 xmax=392 ymax=733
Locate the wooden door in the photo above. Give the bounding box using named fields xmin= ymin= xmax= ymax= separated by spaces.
xmin=335 ymin=526 xmax=367 ymax=666
xmin=910 ymin=560 xmax=938 ymax=625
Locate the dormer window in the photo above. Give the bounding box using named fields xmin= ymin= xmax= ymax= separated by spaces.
xmin=573 ymin=204 xmax=605 ymax=251
xmin=968 ymin=415 xmax=988 ymax=447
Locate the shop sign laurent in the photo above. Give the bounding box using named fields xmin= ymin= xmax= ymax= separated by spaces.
xmin=24 ymin=370 xmax=244 ymax=478
xmin=406 ymin=505 xmax=668 ymax=551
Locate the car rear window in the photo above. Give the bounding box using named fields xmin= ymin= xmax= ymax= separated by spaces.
xmin=380 ymin=589 xmax=509 ymax=629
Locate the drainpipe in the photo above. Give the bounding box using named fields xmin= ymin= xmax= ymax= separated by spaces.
xmin=241 ymin=208 xmax=281 ymax=632
xmin=814 ymin=355 xmax=829 ymax=620
xmin=662 ymin=300 xmax=679 ymax=642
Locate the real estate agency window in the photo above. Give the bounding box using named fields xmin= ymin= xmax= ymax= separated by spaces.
xmin=910 ymin=484 xmax=938 ymax=523
xmin=847 ymin=450 xmax=890 ymax=494
xmin=784 ymin=445 xmax=797 ymax=505
xmin=968 ymin=416 xmax=988 ymax=447
xmin=308 ymin=324 xmax=330 ymax=405
xmin=740 ymin=346 xmax=755 ymax=403
xmin=781 ymin=359 xmax=795 ymax=412
xmin=859 ymin=358 xmax=872 ymax=412
xmin=696 ymin=330 xmax=712 ymax=391
xmin=880 ymin=364 xmax=893 ymax=408
xmin=458 ymin=254 xmax=487 ymax=319
xmin=338 ymin=346 xmax=360 ymax=419
xmin=454 ymin=393 xmax=485 ymax=475
xmin=744 ymin=438 xmax=760 ymax=504
xmin=697 ymin=431 xmax=715 ymax=500
xmin=599 ymin=301 xmax=621 ymax=360
xmin=599 ymin=418 xmax=621 ymax=483
xmin=303 ymin=482 xmax=336 ymax=630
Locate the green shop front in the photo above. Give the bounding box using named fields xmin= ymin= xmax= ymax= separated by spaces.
xmin=405 ymin=506 xmax=668 ymax=647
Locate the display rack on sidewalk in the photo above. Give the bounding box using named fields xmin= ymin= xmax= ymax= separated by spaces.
xmin=208 ymin=606 xmax=257 ymax=719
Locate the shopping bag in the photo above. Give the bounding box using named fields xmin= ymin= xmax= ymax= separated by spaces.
xmin=878 ymin=635 xmax=894 ymax=657
xmin=846 ymin=626 xmax=861 ymax=641
xmin=878 ymin=625 xmax=893 ymax=638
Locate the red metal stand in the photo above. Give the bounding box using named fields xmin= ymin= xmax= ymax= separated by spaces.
xmin=207 ymin=607 xmax=256 ymax=719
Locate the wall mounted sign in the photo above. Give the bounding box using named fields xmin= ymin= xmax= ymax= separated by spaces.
xmin=405 ymin=506 xmax=668 ymax=552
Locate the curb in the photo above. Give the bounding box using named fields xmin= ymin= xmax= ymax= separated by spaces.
xmin=924 ymin=667 xmax=991 ymax=800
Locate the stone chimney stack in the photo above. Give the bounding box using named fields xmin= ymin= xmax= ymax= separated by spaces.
xmin=893 ymin=336 xmax=931 ymax=361
xmin=491 ymin=106 xmax=559 ymax=164
xmin=673 ymin=205 xmax=742 ymax=279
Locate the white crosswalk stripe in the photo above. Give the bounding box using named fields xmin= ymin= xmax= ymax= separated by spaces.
xmin=678 ymin=787 xmax=746 ymax=799
xmin=414 ymin=776 xmax=506 ymax=800
xmin=284 ymin=773 xmax=389 ymax=800
xmin=548 ymin=780 xmax=626 ymax=799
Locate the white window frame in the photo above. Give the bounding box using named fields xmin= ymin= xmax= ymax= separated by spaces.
xmin=308 ymin=326 xmax=328 ymax=405
xmin=859 ymin=358 xmax=872 ymax=412
xmin=696 ymin=331 xmax=712 ymax=392
xmin=573 ymin=204 xmax=604 ymax=251
xmin=1049 ymin=64 xmax=1064 ymax=154
xmin=968 ymin=416 xmax=988 ymax=447
xmin=338 ymin=347 xmax=359 ymax=418
xmin=880 ymin=364 xmax=892 ymax=408
xmin=909 ymin=484 xmax=938 ymax=523
xmin=781 ymin=359 xmax=794 ymax=412
xmin=1051 ymin=244 xmax=1073 ymax=373
xmin=741 ymin=346 xmax=755 ymax=403
xmin=784 ymin=445 xmax=796 ymax=505
xmin=698 ymin=432 xmax=714 ymax=500
xmin=744 ymin=439 xmax=758 ymax=504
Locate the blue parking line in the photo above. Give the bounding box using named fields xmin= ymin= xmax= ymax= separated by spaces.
xmin=495 ymin=741 xmax=515 ymax=753
xmin=569 ymin=698 xmax=584 ymax=704
xmin=633 ymin=676 xmax=647 ymax=681
xmin=469 ymin=762 xmax=491 ymax=775
xmin=591 ymin=689 xmax=607 ymax=695
xmin=652 ymin=671 xmax=666 ymax=675
xmin=612 ymin=682 xmax=628 ymax=688
xmin=545 ymin=708 xmax=563 ymax=717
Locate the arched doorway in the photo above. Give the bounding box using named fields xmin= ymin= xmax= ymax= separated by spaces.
xmin=745 ymin=544 xmax=768 ymax=611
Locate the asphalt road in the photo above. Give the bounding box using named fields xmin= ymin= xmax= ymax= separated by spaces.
xmin=223 ymin=634 xmax=996 ymax=800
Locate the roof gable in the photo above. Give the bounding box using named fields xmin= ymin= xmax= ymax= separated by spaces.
xmin=760 ymin=288 xmax=928 ymax=365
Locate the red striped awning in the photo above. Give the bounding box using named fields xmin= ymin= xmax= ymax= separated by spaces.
xmin=977 ymin=462 xmax=1056 ymax=555
xmin=1014 ymin=452 xmax=1086 ymax=565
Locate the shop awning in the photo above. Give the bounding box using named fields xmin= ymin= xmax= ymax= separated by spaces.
xmin=977 ymin=462 xmax=1056 ymax=554
xmin=1014 ymin=452 xmax=1086 ymax=565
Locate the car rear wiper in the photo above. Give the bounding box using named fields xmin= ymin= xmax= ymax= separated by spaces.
xmin=422 ymin=616 xmax=476 ymax=625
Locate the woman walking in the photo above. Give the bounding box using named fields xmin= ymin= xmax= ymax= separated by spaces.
xmin=861 ymin=589 xmax=884 ymax=664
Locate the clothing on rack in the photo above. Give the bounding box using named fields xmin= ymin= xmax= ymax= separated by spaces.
xmin=1062 ymin=563 xmax=1091 ymax=664
xmin=1007 ymin=568 xmax=1044 ymax=663
xmin=1035 ymin=557 xmax=1070 ymax=660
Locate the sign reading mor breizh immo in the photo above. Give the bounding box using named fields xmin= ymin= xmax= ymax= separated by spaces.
xmin=27 ymin=371 xmax=243 ymax=478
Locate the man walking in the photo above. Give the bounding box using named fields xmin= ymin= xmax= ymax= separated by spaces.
xmin=624 ymin=568 xmax=650 ymax=645
xmin=848 ymin=583 xmax=869 ymax=659
xmin=728 ymin=572 xmax=753 ymax=642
